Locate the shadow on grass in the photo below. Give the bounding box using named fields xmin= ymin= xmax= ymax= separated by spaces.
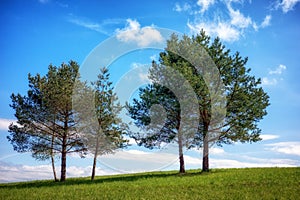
xmin=0 ymin=170 xmax=207 ymax=189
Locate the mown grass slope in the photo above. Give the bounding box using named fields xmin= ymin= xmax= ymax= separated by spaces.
xmin=0 ymin=167 xmax=299 ymax=200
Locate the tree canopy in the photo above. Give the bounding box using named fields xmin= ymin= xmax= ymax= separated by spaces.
xmin=7 ymin=31 xmax=270 ymax=179
xmin=74 ymin=67 xmax=128 ymax=180
xmin=8 ymin=61 xmax=88 ymax=181
xmin=128 ymin=31 xmax=270 ymax=172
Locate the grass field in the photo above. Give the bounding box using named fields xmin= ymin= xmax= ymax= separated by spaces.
xmin=0 ymin=167 xmax=299 ymax=199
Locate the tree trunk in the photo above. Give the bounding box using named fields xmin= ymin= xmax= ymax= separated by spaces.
xmin=202 ymin=109 xmax=210 ymax=172
xmin=91 ymin=135 xmax=99 ymax=181
xmin=91 ymin=153 xmax=97 ymax=181
xmin=60 ymin=135 xmax=67 ymax=182
xmin=179 ymin=154 xmax=185 ymax=173
xmin=202 ymin=133 xmax=209 ymax=172
xmin=51 ymin=134 xmax=58 ymax=182
xmin=178 ymin=131 xmax=185 ymax=173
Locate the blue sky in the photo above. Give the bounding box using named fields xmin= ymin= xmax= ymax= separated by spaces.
xmin=0 ymin=0 xmax=300 ymax=182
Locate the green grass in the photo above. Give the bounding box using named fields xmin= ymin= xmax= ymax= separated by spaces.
xmin=0 ymin=167 xmax=299 ymax=200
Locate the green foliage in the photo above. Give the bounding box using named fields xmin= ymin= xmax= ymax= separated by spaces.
xmin=8 ymin=61 xmax=88 ymax=181
xmin=127 ymin=82 xmax=180 ymax=149
xmin=74 ymin=67 xmax=128 ymax=180
xmin=127 ymin=31 xmax=269 ymax=171
xmin=78 ymin=67 xmax=128 ymax=154
xmin=1 ymin=168 xmax=299 ymax=200
xmin=161 ymin=31 xmax=270 ymax=146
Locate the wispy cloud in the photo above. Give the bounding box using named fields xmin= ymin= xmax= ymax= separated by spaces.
xmin=265 ymin=142 xmax=300 ymax=156
xmin=69 ymin=18 xmax=103 ymax=33
xmin=0 ymin=161 xmax=118 ymax=183
xmin=2 ymin=145 xmax=300 ymax=183
xmin=261 ymin=15 xmax=272 ymax=28
xmin=260 ymin=134 xmax=280 ymax=140
xmin=262 ymin=64 xmax=286 ymax=86
xmin=182 ymin=0 xmax=274 ymax=42
xmin=269 ymin=64 xmax=286 ymax=75
xmin=262 ymin=77 xmax=278 ymax=86
xmin=210 ymin=157 xmax=298 ymax=168
xmin=227 ymin=3 xmax=252 ymax=29
xmin=174 ymin=2 xmax=192 ymax=13
xmin=197 ymin=0 xmax=215 ymax=13
xmin=0 ymin=118 xmax=15 ymax=131
xmin=116 ymin=19 xmax=164 ymax=47
xmin=191 ymin=147 xmax=225 ymax=155
xmin=68 ymin=15 xmax=124 ymax=35
xmin=187 ymin=0 xmax=252 ymax=42
xmin=129 ymin=62 xmax=151 ymax=82
xmin=275 ymin=0 xmax=300 ymax=13
xmin=188 ymin=20 xmax=241 ymax=42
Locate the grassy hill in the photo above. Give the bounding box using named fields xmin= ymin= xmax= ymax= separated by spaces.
xmin=0 ymin=167 xmax=299 ymax=199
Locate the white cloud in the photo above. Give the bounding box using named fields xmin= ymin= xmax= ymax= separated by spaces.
xmin=210 ymin=158 xmax=298 ymax=168
xmin=262 ymin=64 xmax=286 ymax=86
xmin=0 ymin=161 xmax=118 ymax=183
xmin=266 ymin=142 xmax=300 ymax=156
xmin=98 ymin=148 xmax=179 ymax=172
xmin=187 ymin=1 xmax=251 ymax=42
xmin=0 ymin=162 xmax=53 ymax=183
xmin=116 ymin=19 xmax=164 ymax=47
xmin=228 ymin=5 xmax=252 ymax=29
xmin=138 ymin=72 xmax=150 ymax=82
xmin=276 ymin=0 xmax=300 ymax=13
xmin=191 ymin=147 xmax=225 ymax=155
xmin=127 ymin=137 xmax=137 ymax=145
xmin=269 ymin=64 xmax=287 ymax=75
xmin=253 ymin=15 xmax=272 ymax=31
xmin=197 ymin=0 xmax=215 ymax=13
xmin=187 ymin=0 xmax=274 ymax=42
xmin=174 ymin=2 xmax=191 ymax=12
xmin=126 ymin=149 xmax=150 ymax=155
xmin=0 ymin=118 xmax=16 ymax=131
xmin=181 ymin=154 xmax=299 ymax=169
xmin=128 ymin=62 xmax=151 ymax=82
xmin=261 ymin=15 xmax=272 ymax=28
xmin=252 ymin=22 xmax=259 ymax=31
xmin=260 ymin=134 xmax=280 ymax=140
xmin=261 ymin=77 xmax=278 ymax=86
xmin=187 ymin=21 xmax=241 ymax=42
xmin=68 ymin=17 xmax=106 ymax=34
xmin=68 ymin=16 xmax=124 ymax=35
xmin=216 ymin=23 xmax=241 ymax=41
xmin=2 ymin=144 xmax=300 ymax=183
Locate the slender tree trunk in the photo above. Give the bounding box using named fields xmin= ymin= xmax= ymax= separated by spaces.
xmin=60 ymin=135 xmax=67 ymax=182
xmin=91 ymin=136 xmax=99 ymax=181
xmin=51 ymin=134 xmax=58 ymax=182
xmin=202 ymin=109 xmax=210 ymax=172
xmin=178 ymin=131 xmax=185 ymax=173
xmin=202 ymin=134 xmax=209 ymax=172
xmin=91 ymin=152 xmax=98 ymax=181
xmin=179 ymin=154 xmax=185 ymax=173
xmin=202 ymin=120 xmax=209 ymax=172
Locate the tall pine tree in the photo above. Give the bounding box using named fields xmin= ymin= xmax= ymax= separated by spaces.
xmin=129 ymin=31 xmax=269 ymax=172
xmin=8 ymin=61 xmax=87 ymax=181
xmin=74 ymin=67 xmax=128 ymax=180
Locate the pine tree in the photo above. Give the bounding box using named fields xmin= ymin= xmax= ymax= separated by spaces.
xmin=8 ymin=61 xmax=87 ymax=181
xmin=74 ymin=67 xmax=128 ymax=181
xmin=128 ymin=31 xmax=269 ymax=172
